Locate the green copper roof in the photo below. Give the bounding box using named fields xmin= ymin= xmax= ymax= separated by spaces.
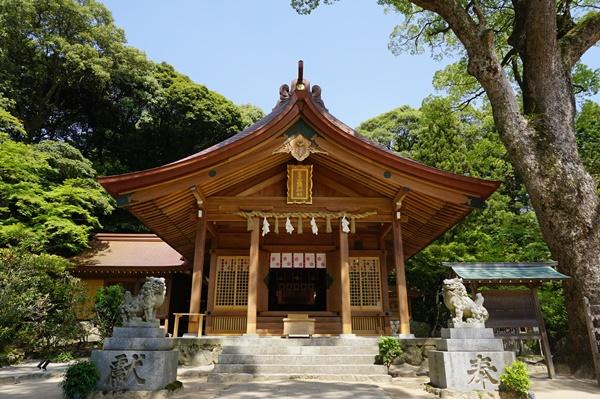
xmin=442 ymin=262 xmax=569 ymax=283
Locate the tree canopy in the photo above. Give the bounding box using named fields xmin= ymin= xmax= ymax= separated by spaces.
xmin=0 ymin=128 xmax=113 ymax=256
xmin=0 ymin=0 xmax=262 ymax=175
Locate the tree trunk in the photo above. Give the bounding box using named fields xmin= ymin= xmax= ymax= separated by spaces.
xmin=465 ymin=1 xmax=600 ymax=375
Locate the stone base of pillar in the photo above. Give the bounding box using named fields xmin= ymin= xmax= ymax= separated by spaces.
xmin=91 ymin=325 xmax=178 ymax=391
xmin=428 ymin=327 xmax=515 ymax=392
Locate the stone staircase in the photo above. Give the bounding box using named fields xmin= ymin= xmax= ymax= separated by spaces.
xmin=207 ymin=337 xmax=391 ymax=383
xmin=583 ymin=297 xmax=600 ymax=385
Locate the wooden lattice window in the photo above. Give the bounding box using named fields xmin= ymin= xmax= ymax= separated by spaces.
xmin=349 ymin=257 xmax=382 ymax=310
xmin=214 ymin=256 xmax=249 ymax=309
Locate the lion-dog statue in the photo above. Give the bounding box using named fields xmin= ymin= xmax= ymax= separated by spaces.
xmin=121 ymin=277 xmax=166 ymax=324
xmin=442 ymin=277 xmax=489 ymax=327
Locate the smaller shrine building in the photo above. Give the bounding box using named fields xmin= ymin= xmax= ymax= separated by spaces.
xmin=96 ymin=65 xmax=500 ymax=337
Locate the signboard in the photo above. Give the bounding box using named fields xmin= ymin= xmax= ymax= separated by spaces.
xmin=287 ymin=164 xmax=313 ymax=204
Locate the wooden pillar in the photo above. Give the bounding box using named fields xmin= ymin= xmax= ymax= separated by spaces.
xmin=246 ymin=217 xmax=260 ymax=335
xmin=188 ymin=217 xmax=207 ymax=333
xmin=339 ymin=226 xmax=353 ymax=335
xmin=379 ymin=250 xmax=391 ymax=335
xmin=531 ymin=287 xmax=556 ymax=378
xmin=205 ymin=240 xmax=218 ymax=334
xmin=392 ymin=218 xmax=411 ymax=336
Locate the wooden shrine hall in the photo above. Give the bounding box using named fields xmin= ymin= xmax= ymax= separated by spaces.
xmin=99 ymin=62 xmax=500 ymax=337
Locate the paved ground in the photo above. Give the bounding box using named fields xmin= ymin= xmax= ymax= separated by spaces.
xmin=0 ymin=372 xmax=598 ymax=398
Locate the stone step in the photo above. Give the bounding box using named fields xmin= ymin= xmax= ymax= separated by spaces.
xmin=220 ymin=345 xmax=378 ymax=355
xmin=211 ymin=337 xmax=379 ymax=347
xmin=218 ymin=354 xmax=377 ymax=365
xmin=213 ymin=364 xmax=387 ymax=375
xmin=207 ymin=373 xmax=392 ymax=384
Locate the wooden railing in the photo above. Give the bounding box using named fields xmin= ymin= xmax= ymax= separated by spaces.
xmin=211 ymin=315 xmax=247 ymax=335
xmin=351 ymin=315 xmax=385 ymax=335
xmin=172 ymin=313 xmax=205 ymax=337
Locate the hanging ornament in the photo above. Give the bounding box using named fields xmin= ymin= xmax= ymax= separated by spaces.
xmin=261 ymin=217 xmax=270 ymax=237
xmin=274 ymin=216 xmax=279 ymax=234
xmin=341 ymin=215 xmax=350 ymax=233
xmin=326 ymin=215 xmax=332 ymax=233
xmin=350 ymin=218 xmax=356 ymax=234
xmin=247 ymin=217 xmax=254 ymax=231
xmin=297 ymin=216 xmax=303 ymax=234
xmin=310 ymin=217 xmax=318 ymax=235
xmin=285 ymin=217 xmax=294 ymax=234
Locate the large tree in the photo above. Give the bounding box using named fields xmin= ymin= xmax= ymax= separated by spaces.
xmin=294 ymin=0 xmax=600 ymax=373
xmin=0 ymin=0 xmax=260 ymax=175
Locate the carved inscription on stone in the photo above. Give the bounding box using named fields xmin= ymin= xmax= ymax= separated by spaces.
xmin=467 ymin=354 xmax=499 ymax=389
xmin=109 ymin=353 xmax=146 ymax=388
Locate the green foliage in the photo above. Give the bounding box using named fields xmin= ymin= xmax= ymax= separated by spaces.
xmin=0 ymin=107 xmax=26 ymax=140
xmin=356 ymin=105 xmax=420 ymax=152
xmin=0 ymin=0 xmax=256 ymax=177
xmin=0 ymin=135 xmax=113 ymax=256
xmin=52 ymin=351 xmax=75 ymax=363
xmin=378 ymin=336 xmax=403 ymax=368
xmin=0 ymin=248 xmax=85 ymax=364
xmin=61 ymin=360 xmax=99 ymax=399
xmin=576 ymin=100 xmax=600 ymax=188
xmin=499 ymin=361 xmax=531 ymax=396
xmin=93 ymin=285 xmax=124 ymax=339
xmin=126 ymin=63 xmax=246 ymax=172
xmin=164 ymin=380 xmax=184 ymax=392
xmin=538 ymin=282 xmax=568 ymax=348
xmin=238 ymin=104 xmax=266 ymax=129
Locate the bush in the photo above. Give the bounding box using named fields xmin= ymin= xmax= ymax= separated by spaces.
xmin=52 ymin=351 xmax=75 ymax=363
xmin=61 ymin=360 xmax=99 ymax=399
xmin=93 ymin=285 xmax=124 ymax=339
xmin=499 ymin=360 xmax=531 ymax=397
xmin=0 ymin=249 xmax=85 ymax=364
xmin=378 ymin=336 xmax=403 ymax=368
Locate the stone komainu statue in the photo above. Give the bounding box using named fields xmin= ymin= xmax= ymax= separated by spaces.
xmin=442 ymin=277 xmax=489 ymax=327
xmin=121 ymin=277 xmax=166 ymax=324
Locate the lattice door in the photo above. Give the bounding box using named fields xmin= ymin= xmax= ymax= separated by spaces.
xmin=349 ymin=257 xmax=382 ymax=310
xmin=214 ymin=256 xmax=249 ymax=310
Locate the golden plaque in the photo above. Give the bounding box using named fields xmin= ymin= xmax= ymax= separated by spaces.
xmin=287 ymin=164 xmax=313 ymax=204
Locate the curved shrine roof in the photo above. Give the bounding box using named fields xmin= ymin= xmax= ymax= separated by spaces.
xmin=98 ymin=71 xmax=500 ymax=261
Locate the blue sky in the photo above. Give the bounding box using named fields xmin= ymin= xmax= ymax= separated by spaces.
xmin=101 ymin=0 xmax=599 ymax=128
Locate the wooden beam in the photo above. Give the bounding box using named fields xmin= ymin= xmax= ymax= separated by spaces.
xmin=123 ymin=136 xmax=286 ymax=203
xmin=392 ymin=217 xmax=411 ymax=336
xmin=531 ymin=288 xmax=556 ymax=378
xmin=339 ymin=225 xmax=353 ymax=335
xmin=206 ymin=222 xmax=218 ymax=239
xmin=237 ymin=172 xmax=285 ymax=196
xmin=393 ymin=188 xmax=410 ymax=210
xmin=188 ymin=218 xmax=207 ymax=333
xmin=208 ymin=196 xmax=392 ymax=212
xmin=315 ymin=137 xmax=473 ymax=205
xmin=205 ymin=213 xmax=392 ymax=223
xmin=378 ymin=223 xmax=393 ymax=248
xmin=190 ymin=185 xmax=206 ymax=208
xmin=246 ymin=217 xmax=260 ymax=335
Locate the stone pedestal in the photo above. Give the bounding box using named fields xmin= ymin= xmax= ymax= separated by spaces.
xmin=428 ymin=327 xmax=515 ymax=392
xmin=91 ymin=325 xmax=178 ymax=391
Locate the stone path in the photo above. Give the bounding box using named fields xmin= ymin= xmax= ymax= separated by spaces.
xmin=0 ymin=372 xmax=598 ymax=398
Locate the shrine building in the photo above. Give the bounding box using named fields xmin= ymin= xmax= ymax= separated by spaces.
xmin=97 ymin=64 xmax=499 ymax=337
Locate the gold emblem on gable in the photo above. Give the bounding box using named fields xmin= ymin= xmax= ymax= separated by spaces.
xmin=287 ymin=164 xmax=313 ymax=204
xmin=273 ymin=134 xmax=327 ymax=161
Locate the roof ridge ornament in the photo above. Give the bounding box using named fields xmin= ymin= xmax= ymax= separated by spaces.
xmin=273 ymin=60 xmax=327 ymax=110
xmin=273 ymin=134 xmax=327 ymax=161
